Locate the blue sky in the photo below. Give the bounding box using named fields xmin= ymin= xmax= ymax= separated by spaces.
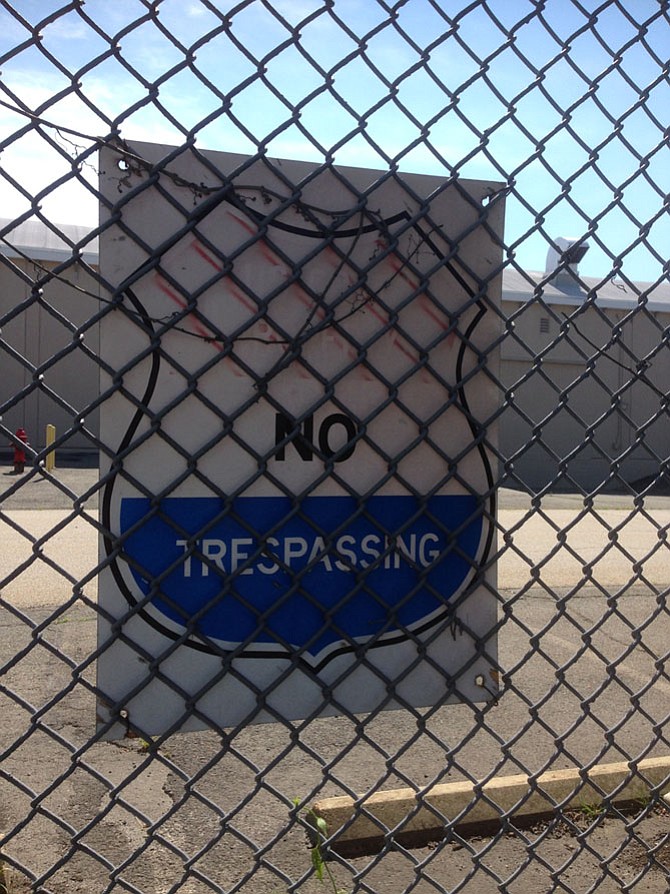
xmin=0 ymin=0 xmax=667 ymax=284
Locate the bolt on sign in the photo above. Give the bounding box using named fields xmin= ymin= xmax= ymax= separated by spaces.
xmin=96 ymin=140 xmax=505 ymax=738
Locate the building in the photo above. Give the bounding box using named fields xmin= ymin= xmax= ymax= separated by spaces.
xmin=500 ymin=244 xmax=670 ymax=491
xmin=1 ymin=219 xmax=668 ymax=491
xmin=0 ymin=217 xmax=100 ymax=460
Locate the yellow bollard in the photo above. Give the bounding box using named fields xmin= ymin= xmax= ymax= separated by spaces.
xmin=45 ymin=424 xmax=56 ymax=472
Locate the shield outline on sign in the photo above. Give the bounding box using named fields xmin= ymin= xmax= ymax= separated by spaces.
xmin=101 ymin=175 xmax=497 ymax=672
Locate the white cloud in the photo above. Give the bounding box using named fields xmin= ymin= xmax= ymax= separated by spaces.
xmin=186 ymin=2 xmax=208 ymax=16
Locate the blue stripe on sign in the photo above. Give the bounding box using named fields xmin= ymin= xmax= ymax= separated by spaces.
xmin=119 ymin=494 xmax=482 ymax=655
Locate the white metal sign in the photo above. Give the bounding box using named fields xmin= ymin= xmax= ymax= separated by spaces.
xmin=97 ymin=140 xmax=504 ymax=737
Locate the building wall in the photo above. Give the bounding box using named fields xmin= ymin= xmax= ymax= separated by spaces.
xmin=500 ymin=298 xmax=670 ymax=491
xmin=1 ymin=257 xmax=101 ymax=457
xmin=3 ymin=251 xmax=668 ymax=492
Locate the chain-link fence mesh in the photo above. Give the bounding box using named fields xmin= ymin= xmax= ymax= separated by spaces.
xmin=1 ymin=1 xmax=670 ymax=892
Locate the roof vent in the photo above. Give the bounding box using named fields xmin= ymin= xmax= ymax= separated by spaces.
xmin=546 ymin=237 xmax=589 ymax=280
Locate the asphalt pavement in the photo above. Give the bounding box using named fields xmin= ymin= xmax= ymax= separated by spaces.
xmin=2 ymin=462 xmax=670 ymax=607
xmin=2 ymin=463 xmax=670 ymax=893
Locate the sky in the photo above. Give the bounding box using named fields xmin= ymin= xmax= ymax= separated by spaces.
xmin=0 ymin=0 xmax=667 ymax=284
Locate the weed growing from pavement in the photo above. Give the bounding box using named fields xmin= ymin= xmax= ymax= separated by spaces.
xmin=0 ymin=863 xmax=16 ymax=894
xmin=577 ymin=801 xmax=606 ymax=821
xmin=293 ymin=800 xmax=347 ymax=894
xmin=634 ymin=791 xmax=651 ymax=810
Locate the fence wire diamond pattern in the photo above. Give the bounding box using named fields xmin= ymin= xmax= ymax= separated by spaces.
xmin=0 ymin=2 xmax=669 ymax=893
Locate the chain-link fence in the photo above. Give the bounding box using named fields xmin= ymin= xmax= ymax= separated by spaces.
xmin=1 ymin=1 xmax=670 ymax=892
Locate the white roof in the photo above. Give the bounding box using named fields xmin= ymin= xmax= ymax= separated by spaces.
xmin=1 ymin=217 xmax=667 ymax=311
xmin=0 ymin=217 xmax=98 ymax=265
xmin=502 ymin=265 xmax=670 ymax=313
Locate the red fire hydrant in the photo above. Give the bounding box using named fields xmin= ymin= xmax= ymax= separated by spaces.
xmin=13 ymin=428 xmax=28 ymax=474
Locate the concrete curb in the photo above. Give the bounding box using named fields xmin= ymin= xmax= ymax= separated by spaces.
xmin=313 ymin=756 xmax=670 ymax=855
